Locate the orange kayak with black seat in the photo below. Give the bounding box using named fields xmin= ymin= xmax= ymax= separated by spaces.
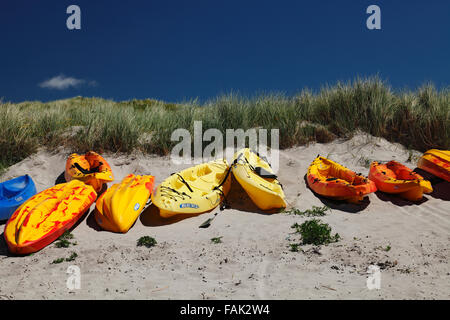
xmin=65 ymin=151 xmax=114 ymax=193
xmin=417 ymin=149 xmax=450 ymax=182
xmin=307 ymin=156 xmax=377 ymax=203
xmin=369 ymin=161 xmax=432 ymax=201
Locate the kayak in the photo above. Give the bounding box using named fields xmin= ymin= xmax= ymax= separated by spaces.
xmin=65 ymin=151 xmax=114 ymax=193
xmin=231 ymin=148 xmax=286 ymax=210
xmin=369 ymin=161 xmax=432 ymax=201
xmin=95 ymin=174 xmax=155 ymax=233
xmin=4 ymin=180 xmax=96 ymax=255
xmin=307 ymin=156 xmax=377 ymax=203
xmin=0 ymin=175 xmax=36 ymax=221
xmin=151 ymin=159 xmax=231 ymax=218
xmin=417 ymin=149 xmax=450 ymax=182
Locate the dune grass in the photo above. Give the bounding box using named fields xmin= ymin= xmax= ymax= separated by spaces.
xmin=0 ymin=77 xmax=448 ymax=170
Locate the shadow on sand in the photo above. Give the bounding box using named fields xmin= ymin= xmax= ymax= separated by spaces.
xmin=374 ymin=191 xmax=429 ymax=206
xmin=54 ymin=171 xmax=66 ymax=185
xmin=224 ymin=175 xmax=279 ymax=215
xmin=303 ymin=175 xmax=370 ymax=213
xmin=140 ymin=204 xmax=204 ymax=227
xmin=0 ymin=232 xmax=9 ymax=257
xmin=414 ymin=168 xmax=450 ymax=201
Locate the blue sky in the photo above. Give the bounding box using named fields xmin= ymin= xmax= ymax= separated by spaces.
xmin=0 ymin=0 xmax=449 ymax=103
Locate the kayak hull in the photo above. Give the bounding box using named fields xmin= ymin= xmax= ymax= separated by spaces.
xmin=95 ymin=174 xmax=155 ymax=233
xmin=4 ymin=180 xmax=96 ymax=255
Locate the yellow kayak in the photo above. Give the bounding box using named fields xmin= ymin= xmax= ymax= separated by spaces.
xmin=151 ymin=159 xmax=231 ymax=218
xmin=94 ymin=174 xmax=155 ymax=233
xmin=231 ymin=148 xmax=286 ymax=210
xmin=4 ymin=180 xmax=96 ymax=255
xmin=417 ymin=149 xmax=450 ymax=182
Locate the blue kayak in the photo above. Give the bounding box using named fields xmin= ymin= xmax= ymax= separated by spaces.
xmin=0 ymin=175 xmax=37 ymax=221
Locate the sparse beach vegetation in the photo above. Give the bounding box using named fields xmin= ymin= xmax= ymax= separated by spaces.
xmin=1 ymin=78 xmax=448 ymax=170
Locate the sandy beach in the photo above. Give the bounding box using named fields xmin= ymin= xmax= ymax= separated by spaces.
xmin=0 ymin=133 xmax=449 ymax=300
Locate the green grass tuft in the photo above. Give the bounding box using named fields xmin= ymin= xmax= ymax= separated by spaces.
xmin=283 ymin=206 xmax=330 ymax=217
xmin=291 ymin=219 xmax=340 ymax=246
xmin=65 ymin=252 xmax=78 ymax=262
xmin=54 ymin=239 xmax=71 ymax=248
xmin=211 ymin=236 xmax=223 ymax=244
xmin=51 ymin=258 xmax=65 ymax=264
xmin=137 ymin=236 xmax=157 ymax=248
xmin=59 ymin=231 xmax=74 ymax=240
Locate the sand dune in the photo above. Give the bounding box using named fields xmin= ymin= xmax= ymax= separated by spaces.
xmin=0 ymin=133 xmax=449 ymax=300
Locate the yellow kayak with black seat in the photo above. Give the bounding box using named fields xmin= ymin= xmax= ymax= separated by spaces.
xmin=231 ymin=148 xmax=286 ymax=210
xmin=151 ymin=159 xmax=231 ymax=218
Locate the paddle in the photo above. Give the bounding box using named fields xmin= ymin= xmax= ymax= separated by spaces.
xmin=198 ymin=199 xmax=230 ymax=228
xmin=198 ymin=211 xmax=219 ymax=228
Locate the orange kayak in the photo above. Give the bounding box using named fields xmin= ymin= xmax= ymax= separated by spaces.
xmin=307 ymin=156 xmax=377 ymax=203
xmin=65 ymin=151 xmax=114 ymax=193
xmin=369 ymin=161 xmax=432 ymax=201
xmin=4 ymin=180 xmax=96 ymax=255
xmin=417 ymin=149 xmax=450 ymax=182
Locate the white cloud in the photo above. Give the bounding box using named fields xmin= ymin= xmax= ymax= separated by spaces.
xmin=38 ymin=75 xmax=97 ymax=90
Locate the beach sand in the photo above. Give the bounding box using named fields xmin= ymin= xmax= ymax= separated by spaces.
xmin=0 ymin=133 xmax=449 ymax=300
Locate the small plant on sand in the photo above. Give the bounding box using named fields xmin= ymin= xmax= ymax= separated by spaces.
xmin=65 ymin=252 xmax=78 ymax=262
xmin=289 ymin=243 xmax=301 ymax=252
xmin=357 ymin=156 xmax=372 ymax=169
xmin=407 ymin=150 xmax=420 ymax=163
xmin=54 ymin=239 xmax=71 ymax=248
xmin=283 ymin=206 xmax=330 ymax=217
xmin=211 ymin=236 xmax=223 ymax=244
xmin=51 ymin=257 xmax=65 ymax=264
xmin=376 ymin=245 xmax=391 ymax=252
xmin=137 ymin=236 xmax=157 ymax=248
xmin=59 ymin=231 xmax=74 ymax=240
xmin=51 ymin=252 xmax=78 ymax=264
xmin=54 ymin=231 xmax=76 ymax=248
xmin=291 ymin=219 xmax=340 ymax=246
